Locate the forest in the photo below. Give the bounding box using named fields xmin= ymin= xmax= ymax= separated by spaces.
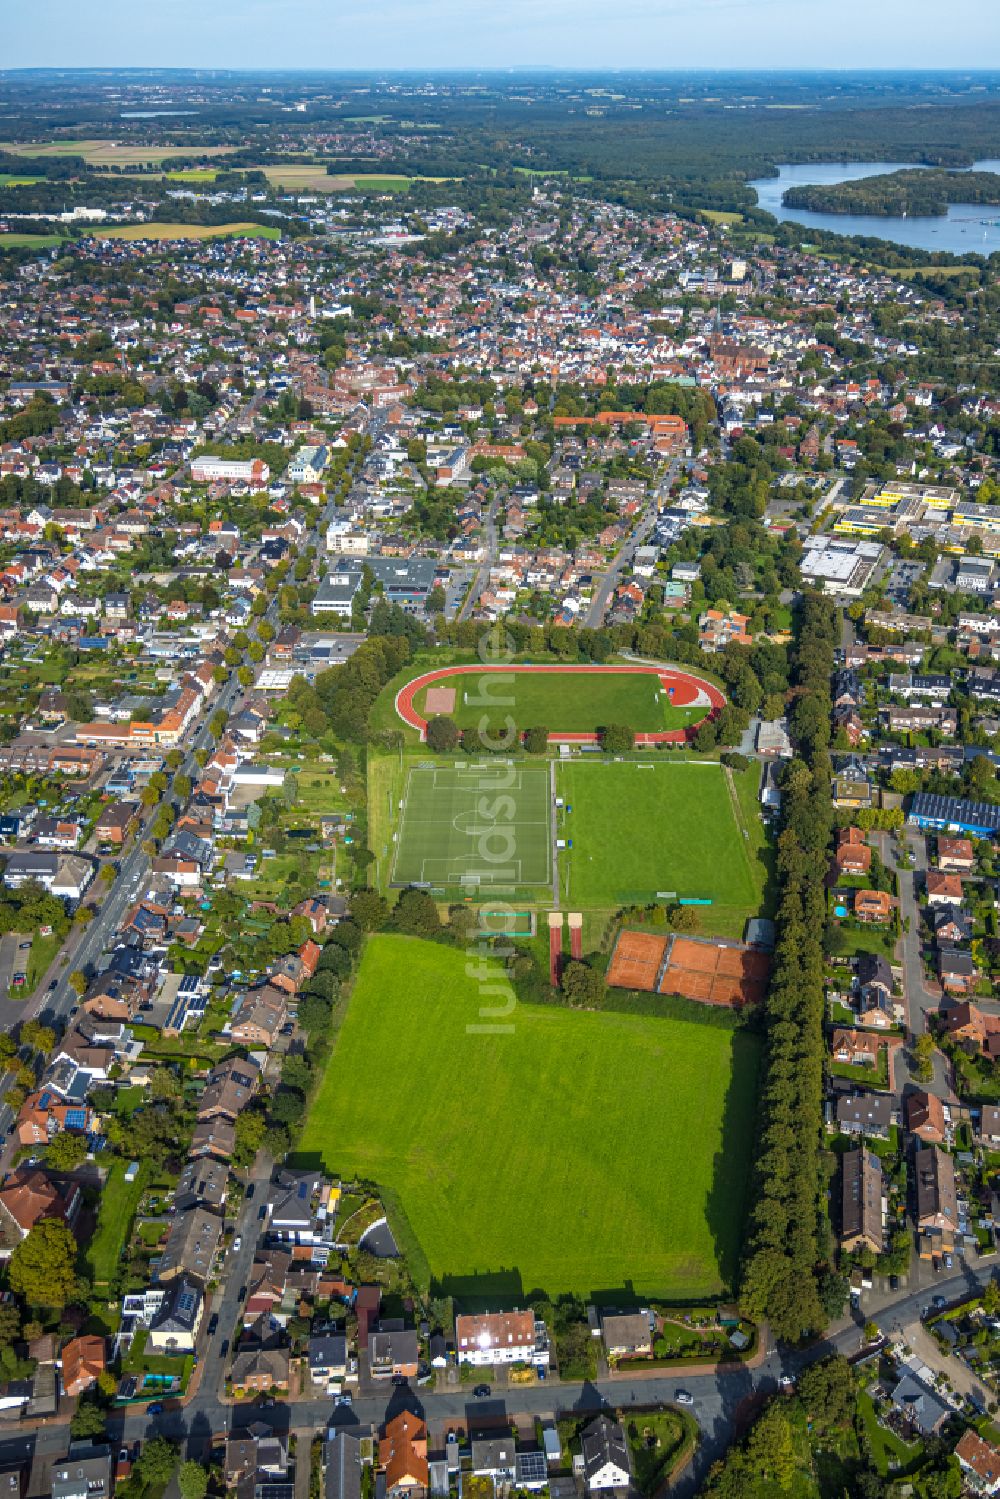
xmin=784 ymin=167 xmax=1000 ymax=217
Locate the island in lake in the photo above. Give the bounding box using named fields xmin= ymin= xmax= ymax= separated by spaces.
xmin=782 ymin=168 xmax=1000 ymax=218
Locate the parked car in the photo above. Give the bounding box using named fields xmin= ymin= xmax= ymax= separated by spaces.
xmin=675 ymin=1391 xmax=694 ymax=1407
xmin=207 ymin=1314 xmax=219 ymax=1336
xmin=473 ymin=1384 xmax=491 ymax=1398
xmin=147 ymin=1403 xmax=163 ymax=1415
xmin=233 ymin=1236 xmax=242 ymax=1252
xmin=245 ymin=1185 xmax=254 ymax=1200
xmin=889 ymin=1275 xmax=900 ymax=1292
xmin=220 ymin=1340 xmax=229 ymax=1357
xmin=335 ymin=1393 xmax=352 ymax=1407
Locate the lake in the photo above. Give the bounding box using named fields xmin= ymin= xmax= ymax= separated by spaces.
xmin=748 ymin=160 xmax=1000 ymax=256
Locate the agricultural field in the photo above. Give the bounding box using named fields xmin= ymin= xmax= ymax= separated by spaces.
xmin=393 ymin=762 xmax=551 ymax=890
xmin=556 ymin=760 xmax=765 ymax=925
xmin=408 ymin=668 xmax=704 ymax=736
xmin=298 ymin=935 xmax=760 ymax=1300
xmin=0 ymin=140 xmax=236 ymax=167
xmin=90 ymin=221 xmax=281 ymax=242
xmin=0 ymin=174 xmax=43 ymax=187
xmin=260 ymin=165 xmax=455 ymax=193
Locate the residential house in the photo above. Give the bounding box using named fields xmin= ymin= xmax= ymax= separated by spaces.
xmin=148 ymin=1278 xmax=203 ymax=1353
xmin=231 ymin=985 xmax=287 ymax=1047
xmin=939 ymin=946 xmax=978 ymax=995
xmin=977 ymin=1106 xmax=1000 ymax=1148
xmin=580 ymin=1416 xmax=631 ymax=1492
xmin=941 ymin=1001 xmax=995 ymax=1049
xmin=835 ymin=1093 xmax=893 ymax=1140
xmin=855 ymin=953 xmax=895 ymax=1028
xmin=156 ymin=1206 xmax=221 ymax=1285
xmin=471 ymin=1439 xmax=517 ymax=1487
xmin=0 ymin=1168 xmax=81 ymax=1255
xmin=938 ymin=838 xmax=975 ymax=874
xmin=454 ymin=1309 xmax=548 ymax=1366
xmin=956 ymin=1429 xmax=1000 ymax=1494
xmin=229 ymin=1347 xmax=290 ymax=1394
xmin=914 ymin=1146 xmax=958 ymax=1245
xmin=324 ymin=1432 xmax=365 ymax=1499
xmin=50 ymin=1445 xmax=113 ymax=1499
xmin=198 ymin=1056 xmax=260 ymax=1124
xmin=853 ymin=889 xmax=895 ymax=924
xmin=174 ymin=1158 xmax=229 ymax=1215
xmin=369 ymin=1324 xmax=419 ymax=1381
xmin=840 ymin=1148 xmax=884 ymax=1255
xmin=891 ymin=1366 xmax=952 ymax=1436
xmin=60 ymin=1336 xmax=105 ymax=1398
xmin=307 ymin=1333 xmax=348 ymax=1391
xmin=94 ymin=802 xmax=139 ymax=847
xmin=600 ymin=1311 xmax=652 ymax=1360
xmin=834 ymin=826 xmax=871 ymax=878
xmin=926 ymin=871 xmax=964 ymax=907
xmin=381 ymin=1413 xmax=428 ymax=1499
xmin=906 ymin=1090 xmax=947 ymax=1145
xmin=831 ymin=1030 xmax=880 ymax=1069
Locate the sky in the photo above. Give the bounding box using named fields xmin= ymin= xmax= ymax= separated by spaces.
xmin=5 ymin=0 xmax=1000 ymax=71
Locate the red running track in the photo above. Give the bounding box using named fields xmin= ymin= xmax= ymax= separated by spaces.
xmin=394 ymin=663 xmax=725 ymax=745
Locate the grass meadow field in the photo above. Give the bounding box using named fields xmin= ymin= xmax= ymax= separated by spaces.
xmin=0 ymin=234 xmax=64 ymax=248
xmin=556 ymin=760 xmax=764 ymax=920
xmin=298 ymin=934 xmax=760 ymax=1300
xmin=411 ymin=670 xmax=702 ymax=736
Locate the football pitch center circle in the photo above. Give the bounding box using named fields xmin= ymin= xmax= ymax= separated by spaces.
xmin=395 ymin=661 xmax=725 ymax=745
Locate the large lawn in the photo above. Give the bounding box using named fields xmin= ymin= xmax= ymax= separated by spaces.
xmin=412 ymin=670 xmax=701 ymax=735
xmin=298 ymin=935 xmax=760 ymax=1300
xmin=556 ymin=760 xmax=764 ymax=921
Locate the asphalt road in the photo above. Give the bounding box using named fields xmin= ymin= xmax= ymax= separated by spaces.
xmin=584 ymin=461 xmax=681 ymax=628
xmin=458 ymin=495 xmax=501 ymax=623
xmin=0 ymin=1257 xmax=992 ymax=1495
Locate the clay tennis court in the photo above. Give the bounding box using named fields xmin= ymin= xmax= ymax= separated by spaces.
xmin=606 ymin=930 xmax=669 ymax=990
xmin=606 ymin=929 xmax=770 ymax=1008
xmin=660 ymin=937 xmax=771 ymax=1008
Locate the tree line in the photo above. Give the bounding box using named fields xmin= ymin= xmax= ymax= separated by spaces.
xmin=739 ymin=591 xmax=841 ymax=1343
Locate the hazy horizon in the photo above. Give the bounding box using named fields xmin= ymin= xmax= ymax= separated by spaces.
xmin=6 ymin=0 xmax=1000 ymax=73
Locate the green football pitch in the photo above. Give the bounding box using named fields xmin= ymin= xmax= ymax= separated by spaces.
xmin=557 ymin=759 xmax=762 ymax=914
xmin=393 ymin=762 xmax=552 ymax=888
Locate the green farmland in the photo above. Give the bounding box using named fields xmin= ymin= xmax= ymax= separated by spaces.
xmin=410 ymin=669 xmax=703 ymax=736
xmin=298 ymin=935 xmax=760 ymax=1300
xmin=557 ymin=759 xmax=765 ymax=925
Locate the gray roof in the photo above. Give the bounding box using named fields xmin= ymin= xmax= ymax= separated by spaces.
xmin=324 ymin=1432 xmax=364 ymax=1499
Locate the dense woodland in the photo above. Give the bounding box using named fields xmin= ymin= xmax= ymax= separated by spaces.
xmin=784 ymin=167 xmax=1000 ymax=217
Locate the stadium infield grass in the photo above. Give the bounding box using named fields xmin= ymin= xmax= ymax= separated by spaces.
xmin=557 ymin=759 xmax=764 ymax=916
xmin=412 ymin=670 xmax=702 ymax=735
xmin=297 ymin=934 xmax=760 ymax=1300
